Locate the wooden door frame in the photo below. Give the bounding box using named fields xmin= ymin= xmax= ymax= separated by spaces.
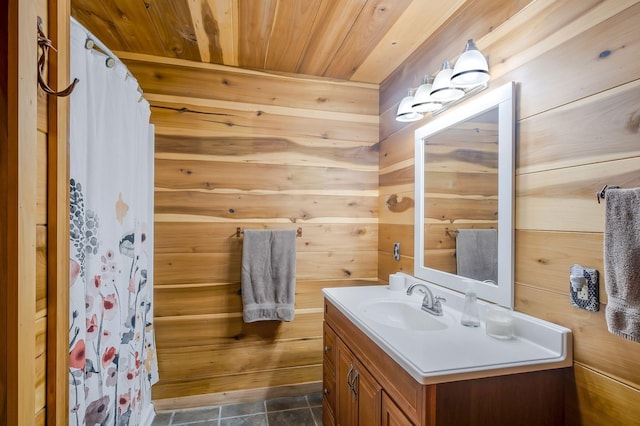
xmin=1 ymin=0 xmax=69 ymax=424
xmin=46 ymin=0 xmax=71 ymax=424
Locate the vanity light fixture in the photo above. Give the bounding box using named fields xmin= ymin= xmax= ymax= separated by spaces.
xmin=411 ymin=76 xmax=443 ymax=113
xmin=395 ymin=89 xmax=424 ymax=122
xmin=430 ymin=60 xmax=465 ymax=102
xmin=451 ymin=39 xmax=490 ymax=87
xmin=395 ymin=38 xmax=489 ymax=122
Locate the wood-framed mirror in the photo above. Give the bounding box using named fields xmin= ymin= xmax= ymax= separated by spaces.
xmin=414 ymin=82 xmax=515 ymax=307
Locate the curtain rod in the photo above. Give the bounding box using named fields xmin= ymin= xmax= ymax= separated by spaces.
xmin=70 ymin=16 xmax=144 ymax=98
xmin=70 ymin=16 xmax=119 ymax=64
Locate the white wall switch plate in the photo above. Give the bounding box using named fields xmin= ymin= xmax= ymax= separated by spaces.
xmin=569 ymin=264 xmax=599 ymax=312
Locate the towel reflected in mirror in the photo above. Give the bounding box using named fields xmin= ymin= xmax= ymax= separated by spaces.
xmin=456 ymin=229 xmax=498 ymax=284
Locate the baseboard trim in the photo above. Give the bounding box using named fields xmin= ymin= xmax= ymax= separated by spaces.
xmin=152 ymin=381 xmax=322 ymax=412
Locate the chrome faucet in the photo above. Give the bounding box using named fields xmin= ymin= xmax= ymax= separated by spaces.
xmin=406 ymin=283 xmax=446 ymax=316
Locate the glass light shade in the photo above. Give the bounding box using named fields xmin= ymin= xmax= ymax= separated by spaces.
xmin=411 ymin=81 xmax=442 ymax=113
xmin=396 ymin=91 xmax=424 ymax=122
xmin=430 ymin=61 xmax=464 ymax=102
xmin=451 ymin=39 xmax=490 ymax=87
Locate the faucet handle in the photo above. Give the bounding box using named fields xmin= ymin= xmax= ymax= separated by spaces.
xmin=434 ymin=296 xmax=446 ymax=314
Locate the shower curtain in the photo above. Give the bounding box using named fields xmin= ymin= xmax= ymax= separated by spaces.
xmin=68 ymin=20 xmax=158 ymax=426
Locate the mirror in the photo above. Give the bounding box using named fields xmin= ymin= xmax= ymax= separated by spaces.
xmin=414 ymin=82 xmax=515 ymax=307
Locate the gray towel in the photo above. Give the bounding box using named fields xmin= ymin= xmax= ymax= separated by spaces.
xmin=456 ymin=229 xmax=498 ymax=283
xmin=241 ymin=229 xmax=296 ymax=322
xmin=604 ymin=188 xmax=640 ymax=343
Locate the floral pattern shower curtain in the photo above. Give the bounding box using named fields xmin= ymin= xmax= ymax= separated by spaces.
xmin=68 ymin=21 xmax=158 ymax=426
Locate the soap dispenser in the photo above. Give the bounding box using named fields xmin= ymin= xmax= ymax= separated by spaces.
xmin=461 ymin=281 xmax=480 ymax=327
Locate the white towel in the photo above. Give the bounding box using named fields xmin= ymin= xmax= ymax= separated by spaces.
xmin=604 ymin=188 xmax=640 ymax=342
xmin=456 ymin=229 xmax=498 ymax=283
xmin=241 ymin=229 xmax=296 ymax=322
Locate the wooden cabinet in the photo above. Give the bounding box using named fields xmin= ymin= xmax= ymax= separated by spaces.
xmin=323 ymin=298 xmax=567 ymax=426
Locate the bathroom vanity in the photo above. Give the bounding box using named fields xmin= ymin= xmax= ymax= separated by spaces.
xmin=321 ymin=83 xmax=571 ymax=425
xmin=322 ymin=283 xmax=572 ymax=426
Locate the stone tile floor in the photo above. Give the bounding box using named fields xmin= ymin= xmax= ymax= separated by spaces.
xmin=152 ymin=393 xmax=323 ymax=426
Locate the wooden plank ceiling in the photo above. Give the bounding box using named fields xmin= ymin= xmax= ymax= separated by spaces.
xmin=70 ymin=0 xmax=468 ymax=84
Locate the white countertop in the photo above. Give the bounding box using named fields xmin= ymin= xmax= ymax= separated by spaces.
xmin=323 ymin=281 xmax=573 ymax=384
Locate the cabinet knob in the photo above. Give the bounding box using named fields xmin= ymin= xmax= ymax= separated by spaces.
xmin=324 ymin=345 xmax=331 ymax=353
xmin=324 ymin=388 xmax=329 ymax=395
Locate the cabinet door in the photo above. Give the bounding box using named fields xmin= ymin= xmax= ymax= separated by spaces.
xmin=323 ymin=368 xmax=337 ymax=425
xmin=354 ymin=358 xmax=381 ymax=426
xmin=324 ymin=322 xmax=337 ymax=372
xmin=336 ymin=339 xmax=381 ymax=426
xmin=323 ymin=323 xmax=338 ymax=425
xmin=337 ymin=340 xmax=358 ymax=426
xmin=382 ymin=391 xmax=414 ymax=426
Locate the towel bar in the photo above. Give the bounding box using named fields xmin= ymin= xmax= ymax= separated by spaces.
xmin=236 ymin=227 xmax=302 ymax=238
xmin=597 ymin=184 xmax=620 ymax=204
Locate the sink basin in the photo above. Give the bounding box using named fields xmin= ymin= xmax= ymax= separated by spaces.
xmin=360 ymin=300 xmax=448 ymax=331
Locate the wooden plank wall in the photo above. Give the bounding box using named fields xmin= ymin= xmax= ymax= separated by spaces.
xmin=379 ymin=0 xmax=640 ymax=424
xmin=117 ymin=54 xmax=380 ymax=405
